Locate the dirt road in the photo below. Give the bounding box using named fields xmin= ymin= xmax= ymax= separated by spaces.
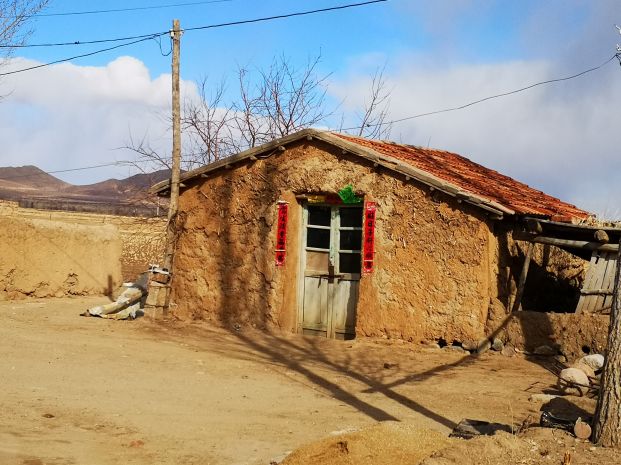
xmin=1 ymin=297 xmax=557 ymax=465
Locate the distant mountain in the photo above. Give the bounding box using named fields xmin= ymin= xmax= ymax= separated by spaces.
xmin=0 ymin=165 xmax=70 ymax=192
xmin=0 ymin=165 xmax=172 ymax=217
xmin=69 ymin=169 xmax=173 ymax=199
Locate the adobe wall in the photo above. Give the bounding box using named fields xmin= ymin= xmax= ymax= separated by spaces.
xmin=0 ymin=216 xmax=123 ymax=299
xmin=0 ymin=201 xmax=166 ymax=282
xmin=503 ymin=311 xmax=609 ymax=361
xmin=171 ymin=139 xmax=502 ymax=343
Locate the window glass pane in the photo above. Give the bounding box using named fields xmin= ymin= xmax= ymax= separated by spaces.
xmin=339 ymin=230 xmax=362 ymax=251
xmin=308 ymin=206 xmax=331 ymax=226
xmin=306 ymin=251 xmax=329 ymax=272
xmin=307 ymin=228 xmax=330 ymax=249
xmin=339 ymin=208 xmax=363 ymax=227
xmin=339 ymin=253 xmax=361 ymax=274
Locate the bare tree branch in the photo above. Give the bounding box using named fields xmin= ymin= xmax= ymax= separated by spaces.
xmin=356 ymin=65 xmax=392 ymax=139
xmin=0 ymin=1 xmax=49 ymax=58
xmin=126 ymin=53 xmax=393 ymax=173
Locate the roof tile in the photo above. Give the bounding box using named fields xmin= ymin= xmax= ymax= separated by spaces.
xmin=334 ymin=133 xmax=590 ymax=222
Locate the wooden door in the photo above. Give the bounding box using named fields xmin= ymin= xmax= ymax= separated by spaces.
xmin=576 ymin=251 xmax=617 ymax=313
xmin=299 ymin=204 xmax=363 ymax=339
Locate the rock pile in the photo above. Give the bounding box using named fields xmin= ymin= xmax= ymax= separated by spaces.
xmin=558 ymin=354 xmax=604 ymax=396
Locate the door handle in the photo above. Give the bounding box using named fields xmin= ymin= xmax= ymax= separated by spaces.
xmin=306 ymin=273 xmax=345 ymax=279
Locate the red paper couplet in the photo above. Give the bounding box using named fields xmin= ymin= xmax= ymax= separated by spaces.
xmin=363 ymin=201 xmax=376 ymax=273
xmin=275 ymin=202 xmax=289 ymax=266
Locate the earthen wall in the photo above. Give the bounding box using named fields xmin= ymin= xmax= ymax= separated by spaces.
xmin=171 ymin=140 xmax=505 ymax=343
xmin=504 ymin=311 xmax=609 ymax=361
xmin=0 ymin=216 xmax=123 ymax=299
xmin=0 ymin=201 xmax=166 ymax=282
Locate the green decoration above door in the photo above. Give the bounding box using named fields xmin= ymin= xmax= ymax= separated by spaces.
xmin=338 ymin=184 xmax=362 ymax=204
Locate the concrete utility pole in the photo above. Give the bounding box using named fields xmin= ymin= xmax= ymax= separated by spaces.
xmin=162 ymin=19 xmax=182 ymax=313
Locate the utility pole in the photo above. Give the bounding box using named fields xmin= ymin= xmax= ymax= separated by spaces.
xmin=162 ymin=19 xmax=182 ymax=314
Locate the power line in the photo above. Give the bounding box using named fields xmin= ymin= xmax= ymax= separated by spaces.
xmin=0 ymin=36 xmax=161 ymax=76
xmin=2 ymin=0 xmax=388 ymax=48
xmin=0 ymin=1 xmax=388 ymax=76
xmin=0 ymin=162 xmax=133 ymax=182
xmin=47 ymin=161 xmax=133 ymax=175
xmin=0 ymin=32 xmax=168 ymax=48
xmin=184 ymin=0 xmax=388 ymax=33
xmin=341 ymin=53 xmax=620 ymax=131
xmin=0 ymin=0 xmax=232 ymax=19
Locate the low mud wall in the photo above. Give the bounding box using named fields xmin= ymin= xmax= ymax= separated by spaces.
xmin=0 ymin=201 xmax=166 ymax=282
xmin=0 ymin=216 xmax=123 ymax=299
xmin=501 ymin=311 xmax=609 ymax=361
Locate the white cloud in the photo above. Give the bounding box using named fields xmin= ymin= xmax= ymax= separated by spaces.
xmin=0 ymin=56 xmax=198 ymax=184
xmin=330 ymin=56 xmax=621 ymax=219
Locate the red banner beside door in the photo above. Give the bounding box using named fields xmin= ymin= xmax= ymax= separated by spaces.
xmin=363 ymin=201 xmax=376 ymax=273
xmin=275 ymin=202 xmax=288 ymax=266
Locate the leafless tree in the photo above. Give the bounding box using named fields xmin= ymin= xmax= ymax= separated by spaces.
xmin=355 ymin=65 xmax=392 ymax=140
xmin=0 ymin=0 xmax=49 ymax=57
xmin=182 ymin=77 xmax=235 ymax=166
xmin=182 ymin=54 xmax=332 ymax=169
xmin=127 ymin=54 xmax=393 ymax=171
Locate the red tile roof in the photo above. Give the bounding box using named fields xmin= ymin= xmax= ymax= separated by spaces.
xmin=334 ymin=133 xmax=590 ymax=222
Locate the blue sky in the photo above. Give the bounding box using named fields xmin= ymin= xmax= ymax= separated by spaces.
xmin=18 ymin=1 xmax=550 ymax=78
xmin=19 ymin=1 xmax=405 ymax=80
xmin=2 ymin=0 xmax=621 ymax=217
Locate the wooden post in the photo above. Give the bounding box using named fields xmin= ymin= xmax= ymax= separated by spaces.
xmin=162 ymin=19 xmax=182 ymax=315
xmin=511 ymin=242 xmax=534 ymax=313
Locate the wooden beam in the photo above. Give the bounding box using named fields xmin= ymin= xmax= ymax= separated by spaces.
xmin=581 ymin=289 xmax=614 ymax=296
xmin=519 ymin=235 xmax=620 ymax=252
xmin=511 ymin=242 xmax=534 ymax=313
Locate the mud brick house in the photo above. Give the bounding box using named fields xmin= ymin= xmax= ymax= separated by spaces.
xmin=152 ymin=129 xmax=617 ymax=350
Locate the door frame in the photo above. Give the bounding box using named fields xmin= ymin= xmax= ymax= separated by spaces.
xmin=296 ymin=201 xmax=362 ymax=338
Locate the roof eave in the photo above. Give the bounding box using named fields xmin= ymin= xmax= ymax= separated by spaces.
xmin=314 ymin=131 xmax=514 ymax=218
xmin=150 ymin=128 xmax=320 ymax=195
xmin=151 ymin=128 xmax=515 ymax=219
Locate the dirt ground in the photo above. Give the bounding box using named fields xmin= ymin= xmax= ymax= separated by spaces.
xmin=0 ymin=297 xmax=614 ymax=465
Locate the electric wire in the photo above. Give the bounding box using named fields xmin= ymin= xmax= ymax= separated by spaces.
xmin=0 ymin=162 xmax=133 ymax=182
xmin=153 ymin=34 xmax=173 ymax=57
xmin=0 ymin=1 xmax=387 ymax=76
xmin=0 ymin=31 xmax=168 ymax=48
xmin=183 ymin=0 xmax=388 ymax=33
xmin=0 ymin=36 xmax=163 ymax=76
xmin=4 ymin=53 xmax=618 ymax=175
xmin=340 ymin=53 xmax=620 ymax=131
xmin=1 ymin=0 xmax=388 ymax=48
xmin=0 ymin=0 xmax=232 ymax=18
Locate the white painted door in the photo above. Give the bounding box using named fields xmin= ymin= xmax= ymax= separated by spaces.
xmin=300 ymin=205 xmax=363 ymax=339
